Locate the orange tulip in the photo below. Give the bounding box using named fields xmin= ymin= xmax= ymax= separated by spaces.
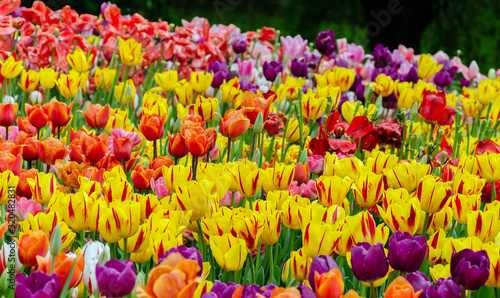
xmin=182 ymin=126 xmax=216 ymax=157
xmin=167 ymin=132 xmax=188 ymax=159
xmin=17 ymin=132 xmax=38 ymax=162
xmin=314 ymin=269 xmax=344 ymax=298
xmin=25 ymin=104 xmax=49 ymax=129
xmin=149 ymin=156 xmax=174 ymax=179
xmin=44 ymin=99 xmax=73 ymax=128
xmin=37 ymin=253 xmax=85 ymax=290
xmin=139 ymin=114 xmax=166 ymax=141
xmin=82 ymin=134 xmax=108 ymax=164
xmin=80 ymin=104 xmax=111 ymax=130
xmin=17 ymin=230 xmax=49 ymax=267
xmin=220 ymin=109 xmax=250 ymax=139
xmin=37 ymin=137 xmax=69 ymax=165
xmin=17 ymin=169 xmax=38 ymax=197
xmin=131 ymin=165 xmax=154 ymax=190
xmin=16 ymin=116 xmax=37 ymax=135
xmin=0 ymin=151 xmax=23 ymax=176
xmin=0 ymin=103 xmax=18 ymax=127
xmin=240 ymin=91 xmax=276 ymax=124
xmin=383 ymin=276 xmax=422 ymax=298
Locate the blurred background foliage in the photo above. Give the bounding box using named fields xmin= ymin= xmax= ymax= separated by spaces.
xmin=33 ymin=0 xmax=500 ymax=70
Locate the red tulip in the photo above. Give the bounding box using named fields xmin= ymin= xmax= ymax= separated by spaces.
xmin=25 ymin=104 xmax=49 ymax=129
xmin=182 ymin=126 xmax=215 ymax=157
xmin=82 ymin=134 xmax=108 ymax=164
xmin=131 ymin=165 xmax=154 ymax=190
xmin=418 ymin=90 xmax=457 ymax=126
xmin=44 ymin=99 xmax=73 ymax=128
xmin=113 ymin=137 xmax=132 ymax=162
xmin=80 ymin=104 xmax=111 ymax=129
xmin=0 ymin=103 xmax=18 ymax=127
xmin=167 ymin=132 xmax=188 ymax=159
xmin=36 ymin=137 xmax=69 ymax=166
xmin=138 ymin=114 xmax=166 ymax=141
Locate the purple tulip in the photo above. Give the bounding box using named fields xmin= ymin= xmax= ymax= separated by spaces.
xmin=202 ymin=281 xmax=240 ymax=298
xmin=96 ymin=259 xmax=137 ymax=297
xmin=316 ymin=30 xmax=337 ymax=56
xmin=404 ymin=271 xmax=433 ymax=298
xmin=263 ymin=61 xmax=283 ymax=82
xmin=304 ymin=50 xmax=322 ymax=69
xmin=308 ymin=255 xmax=339 ymax=290
xmin=450 ymin=249 xmax=490 ymax=290
xmin=404 ymin=65 xmax=419 ymax=83
xmin=372 ymin=43 xmax=392 ymax=68
xmin=12 ymin=7 xmax=25 ymax=18
xmin=388 ymin=231 xmax=428 ymax=273
xmin=460 ymin=77 xmax=471 ymax=88
xmin=355 ymin=84 xmax=366 ymax=104
xmin=297 ymin=283 xmax=317 ymax=298
xmin=158 ymin=245 xmax=203 ymax=275
xmin=426 ymin=277 xmax=462 ymax=298
xmin=240 ymin=79 xmax=259 ymax=93
xmin=291 ymin=58 xmax=308 ymax=78
xmin=351 ymin=242 xmax=389 ymax=282
xmin=15 ymin=272 xmax=60 ymax=298
xmin=231 ymin=34 xmax=247 ymax=54
xmin=209 ymin=60 xmax=229 ymax=89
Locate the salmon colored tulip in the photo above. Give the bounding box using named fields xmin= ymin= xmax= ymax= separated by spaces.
xmin=36 ymin=137 xmax=69 ymax=165
xmin=220 ymin=109 xmax=250 ymax=139
xmin=80 ymin=104 xmax=111 ymax=130
xmin=17 ymin=230 xmax=49 ymax=267
xmin=383 ymin=276 xmax=422 ymax=298
xmin=37 ymin=253 xmax=85 ymax=289
xmin=139 ymin=113 xmax=166 ymax=141
xmin=314 ymin=269 xmax=344 ymax=298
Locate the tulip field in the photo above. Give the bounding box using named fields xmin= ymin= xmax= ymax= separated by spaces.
xmin=2 ymin=1 xmax=500 ymax=297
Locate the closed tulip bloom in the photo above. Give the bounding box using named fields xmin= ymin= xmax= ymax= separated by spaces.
xmin=485 ymin=248 xmax=500 ymax=288
xmin=220 ymin=109 xmax=250 ymax=139
xmin=394 ymin=82 xmax=416 ymax=110
xmin=314 ymin=269 xmax=344 ymax=298
xmin=0 ymin=170 xmax=19 ymax=205
xmin=260 ymin=209 xmax=281 ymax=246
xmin=167 ymin=133 xmax=188 ymax=159
xmin=234 ymin=161 xmax=264 ymax=197
xmin=98 ymin=201 xmax=141 ymax=243
xmin=285 ymin=118 xmax=310 ymax=143
xmin=114 ymin=79 xmax=136 ymax=105
xmin=467 ymin=210 xmax=500 ymax=243
xmin=477 ymin=153 xmax=500 ymax=184
xmin=39 ymin=67 xmax=59 ymax=89
xmin=142 ymin=91 xmax=169 ymax=117
xmin=27 ymin=172 xmax=57 ymax=205
xmin=340 ymin=101 xmax=376 ymax=123
xmin=25 ymin=104 xmax=49 ymax=129
xmin=195 ymin=95 xmax=218 ymax=121
xmin=418 ymin=90 xmax=457 ymax=126
xmin=384 ymin=277 xmax=422 ymax=298
xmin=388 ymin=231 xmax=428 ymax=273
xmin=102 ymin=178 xmax=134 ymax=204
xmin=417 ymin=54 xmax=442 ymax=79
xmin=452 ymin=194 xmax=480 ymax=225
xmin=83 ymin=134 xmax=109 ymax=164
xmin=272 ymin=162 xmax=295 ymax=190
xmin=352 ymin=171 xmax=385 ymax=208
xmin=316 ymin=175 xmax=353 ymax=207
xmin=175 ymin=79 xmax=195 ymax=106
xmin=67 ymin=48 xmax=93 ymax=73
xmin=162 ymin=164 xmax=192 ymax=192
xmin=240 ymin=91 xmax=275 ymax=124
xmin=426 ymin=277 xmax=463 ymax=297
xmin=302 ymin=222 xmax=338 ymax=258
xmin=191 ymin=72 xmax=213 ymax=93
xmin=139 ymin=113 xmax=166 ymax=141
xmin=95 ymin=259 xmax=137 ymax=298
xmin=210 ymin=234 xmax=248 ymax=271
xmin=373 ymin=73 xmax=394 ymax=97
xmin=316 ymin=29 xmax=337 ymax=56
xmin=17 ymin=230 xmax=49 ymax=267
xmin=59 ymin=191 xmax=94 ymax=232
xmin=220 ymin=78 xmax=243 ymax=106
xmin=80 ymin=104 xmax=111 ymax=130
xmin=384 ymin=161 xmax=430 ymax=192
xmin=155 ymin=70 xmax=178 ymax=92
xmin=94 ymin=67 xmax=116 ymax=89
xmin=308 ymin=255 xmax=339 ymax=290
xmin=346 ymin=211 xmax=390 ymax=246
xmin=54 ymin=72 xmax=80 ymax=98
xmin=302 ymin=94 xmax=328 ymax=120
xmin=172 ymin=181 xmax=208 ymax=221
xmin=0 ymin=103 xmax=18 ymax=127
xmin=230 ymin=214 xmax=263 ymax=251
xmin=182 ymin=126 xmax=215 ymax=157
xmin=417 ymin=175 xmax=452 ymax=214
xmin=453 ymin=170 xmax=486 ymax=195
xmin=131 ymin=166 xmax=154 ymax=191
xmin=15 ymin=271 xmax=60 ymax=298
xmin=45 ymin=99 xmax=73 ymax=128
xmin=0 ymin=55 xmax=23 ymax=79
xmin=450 ymin=249 xmax=490 ymax=290
xmin=113 ymin=137 xmax=132 ymax=162
xmin=282 ymin=248 xmax=312 ymax=282
xmin=119 ymin=37 xmax=143 ymax=66
xmin=351 ymin=242 xmax=389 ymax=283
xmin=18 ymin=69 xmax=40 ymax=92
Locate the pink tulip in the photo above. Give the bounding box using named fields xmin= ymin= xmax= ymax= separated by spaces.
xmin=220 ymin=190 xmax=243 ymax=207
xmin=288 ymin=180 xmax=318 ymax=200
xmin=307 ymin=154 xmax=324 ymax=175
xmin=150 ymin=177 xmax=171 ymax=200
xmin=13 ymin=197 xmax=41 ymax=221
xmin=280 ymin=35 xmax=307 ymax=59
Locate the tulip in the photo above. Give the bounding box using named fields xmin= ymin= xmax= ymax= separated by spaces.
xmin=350 ymin=242 xmax=389 ymax=283
xmin=418 ymin=54 xmax=443 ymax=79
xmin=54 ymin=72 xmax=80 ymax=98
xmin=17 ymin=230 xmax=49 ymax=267
xmin=98 ymin=201 xmax=141 ymax=243
xmin=0 ymin=169 xmax=18 ymax=205
xmin=450 ymin=249 xmax=490 ymax=290
xmin=314 ymin=269 xmax=344 ymax=298
xmin=452 ymin=194 xmax=480 ymax=225
xmin=285 ymin=118 xmax=310 ymax=143
xmin=340 ymin=101 xmax=376 ymax=123
xmin=373 ymin=73 xmax=394 ymax=97
xmin=131 ymin=166 xmax=154 ymax=191
xmin=271 ymin=162 xmax=295 ymax=190
xmin=119 ymin=37 xmax=143 ymax=66
xmin=384 ymin=161 xmax=430 ymax=192
xmin=383 ymin=277 xmax=422 ymax=298
xmin=80 ymin=104 xmax=111 ymax=130
xmin=263 ymin=61 xmax=283 ymax=82
xmin=136 ymin=253 xmax=202 ymax=297
xmin=139 ymin=113 xmax=166 ymax=142
xmin=315 ymin=175 xmax=352 ymax=207
xmin=45 ymin=98 xmax=73 ymax=128
xmin=477 ymin=153 xmax=500 ymax=184
xmin=191 ymin=72 xmax=214 ymax=93
xmin=388 ymin=231 xmax=428 ymax=273
xmin=37 ymin=253 xmax=85 ymax=290
xmin=25 ymin=104 xmax=49 ymax=129
xmin=260 ymin=209 xmax=281 ymax=246
xmin=157 ymin=245 xmax=203 ymax=276
xmin=308 ymin=255 xmax=339 ymax=290
xmin=416 ymin=175 xmax=452 ymax=214
xmin=467 ymin=210 xmax=500 ymax=243
xmin=39 ymin=67 xmax=59 ymax=89
xmin=17 ymin=169 xmax=37 ymax=197
xmin=171 ymin=181 xmax=209 ymax=221
xmin=15 ymin=271 xmax=60 ymax=298
xmin=316 ymin=30 xmax=337 ymax=56
xmin=352 ymin=171 xmax=385 ymax=208
xmin=27 ymin=172 xmax=57 ymax=205
xmin=282 ymin=248 xmax=312 ymax=282
xmin=96 ymin=259 xmax=137 ymax=297
xmin=102 ymin=177 xmax=134 ymax=204
xmin=183 ymin=126 xmax=216 ymax=158
xmin=155 ymin=70 xmax=178 ymax=92
xmin=17 ymin=116 xmax=37 ymax=135
xmin=302 ymin=222 xmax=338 ymax=258
xmin=0 ymin=56 xmax=23 ymax=79
xmin=302 ymin=94 xmax=328 ymax=120
xmin=377 ymin=199 xmax=421 ymax=235
xmin=13 ymin=196 xmax=41 ymax=221
xmin=83 ymin=134 xmax=108 ymax=164
xmin=18 ymin=70 xmax=40 ymax=92
xmin=113 ymin=137 xmax=132 ymax=162
xmin=404 ymin=272 xmax=433 ymax=298
xmin=59 ymin=191 xmax=95 ymax=232
xmin=394 ymin=82 xmax=417 ymax=110
xmin=232 ymin=161 xmax=264 ymax=197
xmin=230 ymin=214 xmax=262 ymax=251
xmin=162 ymin=164 xmax=192 ymax=192
xmin=485 ymin=248 xmax=500 ymax=288
xmin=94 ymin=67 xmax=116 ymax=89
xmin=194 ymin=95 xmax=218 ymax=121
xmin=114 ymin=79 xmax=136 ymax=105
xmin=426 ymin=277 xmax=463 ymax=297
xmin=210 ymin=234 xmax=248 ymax=271
xmin=220 ymin=109 xmax=250 ymax=139
xmin=175 ymin=79 xmax=195 ymax=106
xmin=0 ymin=103 xmax=17 ymax=128
xmin=453 ymin=170 xmax=486 ymax=195
xmin=418 ymin=90 xmax=457 ymax=126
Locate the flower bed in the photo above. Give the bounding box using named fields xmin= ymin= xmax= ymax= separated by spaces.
xmin=0 ymin=1 xmax=499 ymax=298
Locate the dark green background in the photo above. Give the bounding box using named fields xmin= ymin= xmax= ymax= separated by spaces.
xmin=32 ymin=0 xmax=500 ymax=71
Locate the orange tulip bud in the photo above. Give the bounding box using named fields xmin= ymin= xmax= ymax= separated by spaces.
xmin=139 ymin=113 xmax=166 ymax=141
xmin=80 ymin=104 xmax=111 ymax=129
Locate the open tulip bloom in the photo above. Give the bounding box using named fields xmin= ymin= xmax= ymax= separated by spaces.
xmin=0 ymin=2 xmax=500 ymax=298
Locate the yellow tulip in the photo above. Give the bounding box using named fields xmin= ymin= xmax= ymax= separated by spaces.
xmin=67 ymin=48 xmax=93 ymax=73
xmin=282 ymin=248 xmax=312 ymax=282
xmin=0 ymin=56 xmax=23 ymax=79
xmin=302 ymin=221 xmax=338 ymax=258
xmin=162 ymin=165 xmax=192 ymax=192
xmin=39 ymin=68 xmax=59 ymax=89
xmin=54 ymin=72 xmax=80 ymax=98
xmin=416 ymin=175 xmax=452 ymax=214
xmin=172 ymin=181 xmax=209 ymax=221
xmin=260 ymin=209 xmax=281 ymax=246
xmin=27 ymin=172 xmax=57 ymax=205
xmin=59 ymin=191 xmax=96 ymax=232
xmin=119 ymin=37 xmax=143 ymax=66
xmin=209 ymin=234 xmax=248 ymax=271
xmin=175 ymin=79 xmax=195 ymax=106
xmin=301 ymin=94 xmax=327 ymax=120
xmin=272 ymin=162 xmax=295 ymax=190
xmin=352 ymin=171 xmax=385 ymax=208
xmin=142 ymin=91 xmax=169 ymax=117
xmin=316 ymin=175 xmax=353 ymax=207
xmin=341 ymin=101 xmax=376 ymax=123
xmin=18 ymin=69 xmax=40 ymax=92
xmin=195 ymin=95 xmax=218 ymax=121
xmin=467 ymin=210 xmax=500 ymax=243
xmin=191 ymin=72 xmax=213 ymax=93
xmin=373 ymin=73 xmax=394 ymax=97
xmin=94 ymin=67 xmax=116 ymax=90
xmin=477 ymin=153 xmax=500 ymax=184
xmin=451 ymin=194 xmax=481 ymax=225
xmin=0 ymin=170 xmax=18 ymax=205
xmin=155 ymin=70 xmax=178 ymax=92
xmin=114 ymin=79 xmax=136 ymax=105
xmin=417 ymin=54 xmax=442 ymax=79
xmin=98 ymin=201 xmax=141 ymax=243
xmin=285 ymin=118 xmax=310 ymax=143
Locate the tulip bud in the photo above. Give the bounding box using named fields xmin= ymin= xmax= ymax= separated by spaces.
xmin=98 ymin=246 xmax=110 ymax=265
xmin=0 ymin=270 xmax=8 ymax=295
xmin=125 ymin=84 xmax=134 ymax=101
xmin=172 ymin=118 xmax=181 ymax=133
xmin=364 ymin=85 xmax=373 ymax=102
xmin=297 ymin=149 xmax=307 ymax=164
xmin=74 ymin=88 xmax=83 ymax=106
xmin=254 ymin=112 xmax=264 ymax=134
xmin=49 ymin=224 xmax=62 ymax=257
xmin=135 ymin=271 xmax=145 ymax=288
xmin=2 ymin=96 xmax=15 ymax=104
xmin=29 ymin=91 xmax=43 ymax=105
xmin=488 ymin=68 xmax=496 ymax=79
xmin=251 ymin=148 xmax=261 ymax=164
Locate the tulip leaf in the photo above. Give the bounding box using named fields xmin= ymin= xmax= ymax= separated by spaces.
xmin=477 ymin=285 xmax=493 ymax=297
xmin=59 ymin=258 xmax=77 ymax=298
xmin=257 ymin=267 xmax=265 ymax=286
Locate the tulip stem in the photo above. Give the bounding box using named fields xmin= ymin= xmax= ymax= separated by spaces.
xmin=153 ymin=139 xmax=157 ymax=161
xmin=192 ymin=156 xmax=198 ymax=181
xmin=289 ymin=228 xmax=296 ymax=253
xmin=422 ymin=212 xmax=430 ymax=238
xmin=370 ymin=282 xmax=376 ymax=298
xmin=123 ymin=237 xmax=128 ymax=261
xmin=268 ymin=244 xmax=274 ymax=284
xmin=253 ymin=242 xmax=261 ymax=284
xmin=461 ymin=287 xmax=466 ymax=298
xmin=4 ymin=126 xmax=8 ymax=142
xmin=492 ymin=182 xmax=497 ymax=203
xmin=226 ymin=138 xmax=232 ymax=163
xmin=196 ymin=219 xmax=205 ymax=262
